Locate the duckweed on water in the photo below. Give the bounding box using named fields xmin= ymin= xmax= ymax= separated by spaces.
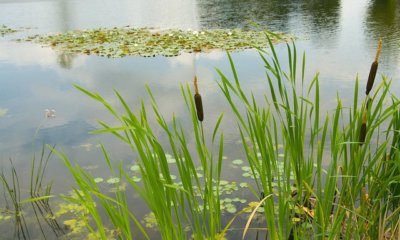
xmin=0 ymin=25 xmax=17 ymax=36
xmin=22 ymin=27 xmax=291 ymax=57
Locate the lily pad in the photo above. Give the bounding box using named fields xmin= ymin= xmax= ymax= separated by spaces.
xmin=93 ymin=177 xmax=104 ymax=183
xmin=130 ymin=164 xmax=140 ymax=172
xmin=23 ymin=27 xmax=291 ymax=58
xmin=232 ymin=159 xmax=244 ymax=165
xmin=225 ymin=203 xmax=237 ymax=214
xmin=131 ymin=176 xmax=141 ymax=183
xmin=0 ymin=25 xmax=17 ymax=36
xmin=106 ymin=177 xmax=120 ymax=184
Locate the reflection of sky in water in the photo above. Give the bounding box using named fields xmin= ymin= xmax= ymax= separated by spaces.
xmin=0 ymin=0 xmax=399 ymax=238
xmin=0 ymin=0 xmax=399 ymax=193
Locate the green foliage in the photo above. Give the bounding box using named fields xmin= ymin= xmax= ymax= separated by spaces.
xmin=47 ymin=34 xmax=400 ymax=239
xmin=0 ymin=25 xmax=17 ymax=36
xmin=218 ymin=35 xmax=400 ymax=239
xmin=23 ymin=27 xmax=290 ymax=57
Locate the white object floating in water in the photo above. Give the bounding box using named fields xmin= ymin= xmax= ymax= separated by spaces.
xmin=45 ymin=109 xmax=56 ymax=119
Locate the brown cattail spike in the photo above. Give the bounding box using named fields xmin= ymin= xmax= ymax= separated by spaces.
xmin=194 ymin=93 xmax=204 ymax=121
xmin=366 ymin=39 xmax=382 ymax=95
xmin=193 ymin=76 xmax=204 ymax=122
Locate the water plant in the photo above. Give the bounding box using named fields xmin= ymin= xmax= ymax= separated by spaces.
xmin=22 ymin=27 xmax=290 ymax=57
xmin=0 ymin=25 xmax=17 ymax=36
xmin=46 ymin=34 xmax=400 ymax=239
xmin=218 ymin=37 xmax=400 ymax=239
xmin=0 ymin=145 xmax=64 ymax=240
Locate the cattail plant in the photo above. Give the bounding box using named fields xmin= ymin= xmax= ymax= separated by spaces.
xmin=360 ymin=40 xmax=382 ymax=144
xmin=366 ymin=39 xmax=382 ymax=95
xmin=193 ymin=76 xmax=204 ymax=122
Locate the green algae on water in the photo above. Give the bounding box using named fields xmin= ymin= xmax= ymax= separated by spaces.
xmin=23 ymin=27 xmax=291 ymax=57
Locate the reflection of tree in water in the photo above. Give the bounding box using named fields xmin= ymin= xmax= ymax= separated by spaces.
xmin=365 ymin=0 xmax=399 ymax=67
xmin=196 ymin=0 xmax=293 ymax=31
xmin=57 ymin=53 xmax=75 ymax=69
xmin=56 ymin=0 xmax=77 ymax=69
xmin=301 ymin=0 xmax=341 ymax=46
xmin=196 ymin=0 xmax=340 ymax=44
xmin=366 ymin=0 xmax=399 ymax=42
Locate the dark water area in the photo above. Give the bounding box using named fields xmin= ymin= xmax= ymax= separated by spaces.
xmin=0 ymin=0 xmax=399 ymax=238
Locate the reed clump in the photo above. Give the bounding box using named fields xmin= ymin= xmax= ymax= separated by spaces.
xmin=47 ymin=35 xmax=400 ymax=239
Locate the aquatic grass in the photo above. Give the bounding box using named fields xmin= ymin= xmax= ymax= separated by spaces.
xmin=0 ymin=160 xmax=30 ymax=240
xmin=217 ymin=36 xmax=400 ymax=239
xmin=0 ymin=145 xmax=67 ymax=239
xmin=54 ymin=79 xmax=225 ymax=239
xmin=46 ymin=34 xmax=400 ymax=239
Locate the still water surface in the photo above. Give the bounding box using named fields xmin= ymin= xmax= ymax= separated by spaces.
xmin=0 ymin=0 xmax=399 ymax=238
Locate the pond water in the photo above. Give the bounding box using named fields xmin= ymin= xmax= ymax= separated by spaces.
xmin=0 ymin=0 xmax=399 ymax=239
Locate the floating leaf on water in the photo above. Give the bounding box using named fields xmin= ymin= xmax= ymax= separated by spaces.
xmin=242 ymin=172 xmax=251 ymax=178
xmin=196 ymin=173 xmax=203 ymax=178
xmin=220 ymin=180 xmax=229 ymax=185
xmin=130 ymin=164 xmax=140 ymax=172
xmin=23 ymin=27 xmax=291 ymax=58
xmin=232 ymin=159 xmax=244 ymax=165
xmin=224 ymin=198 xmax=232 ymax=203
xmin=93 ymin=177 xmax=104 ymax=183
xmin=225 ymin=203 xmax=237 ymax=214
xmin=106 ymin=177 xmax=120 ymax=184
xmin=0 ymin=25 xmax=17 ymax=36
xmin=131 ymin=176 xmax=141 ymax=183
xmin=239 ymin=182 xmax=249 ymax=188
xmin=278 ymin=153 xmax=285 ymax=158
xmin=241 ymin=166 xmax=251 ymax=172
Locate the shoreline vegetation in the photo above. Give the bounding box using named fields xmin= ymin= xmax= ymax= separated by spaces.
xmin=1 ymin=26 xmax=399 ymax=239
xmin=55 ymin=37 xmax=400 ymax=239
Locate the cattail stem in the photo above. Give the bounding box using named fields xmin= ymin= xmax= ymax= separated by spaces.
xmin=194 ymin=76 xmax=199 ymax=95
xmin=359 ymin=106 xmax=368 ymax=145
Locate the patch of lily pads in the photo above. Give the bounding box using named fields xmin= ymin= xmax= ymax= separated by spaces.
xmin=0 ymin=25 xmax=17 ymax=36
xmin=23 ymin=27 xmax=291 ymax=57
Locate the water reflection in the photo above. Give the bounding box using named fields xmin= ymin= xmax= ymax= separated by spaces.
xmin=365 ymin=0 xmax=400 ymax=72
xmin=196 ymin=0 xmax=340 ymax=37
xmin=1 ymin=0 xmax=400 ymax=238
